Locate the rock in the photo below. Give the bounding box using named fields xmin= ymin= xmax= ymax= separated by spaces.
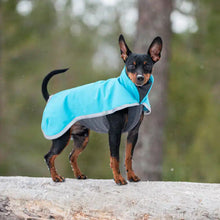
xmin=0 ymin=176 xmax=220 ymax=219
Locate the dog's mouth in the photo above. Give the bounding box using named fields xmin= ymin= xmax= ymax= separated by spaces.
xmin=135 ymin=82 xmax=145 ymax=87
xmin=129 ymin=77 xmax=146 ymax=87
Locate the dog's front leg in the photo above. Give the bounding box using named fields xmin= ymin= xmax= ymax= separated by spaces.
xmin=107 ymin=111 xmax=127 ymax=185
xmin=125 ymin=112 xmax=144 ymax=182
xmin=109 ymin=130 xmax=127 ymax=185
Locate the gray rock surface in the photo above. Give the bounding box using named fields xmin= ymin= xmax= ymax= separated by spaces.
xmin=0 ymin=176 xmax=220 ymax=219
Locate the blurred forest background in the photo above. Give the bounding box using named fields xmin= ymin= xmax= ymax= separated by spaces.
xmin=0 ymin=0 xmax=219 ymax=183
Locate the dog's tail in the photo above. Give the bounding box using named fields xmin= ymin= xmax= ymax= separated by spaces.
xmin=41 ymin=68 xmax=69 ymax=101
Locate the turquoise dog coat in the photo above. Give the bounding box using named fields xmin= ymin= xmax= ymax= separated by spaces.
xmin=41 ymin=67 xmax=154 ymax=140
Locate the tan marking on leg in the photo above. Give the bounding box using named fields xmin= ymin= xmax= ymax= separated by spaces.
xmin=70 ymin=131 xmax=90 ymax=179
xmin=110 ymin=157 xmax=127 ymax=185
xmin=125 ymin=143 xmax=140 ymax=182
xmin=49 ymin=155 xmax=65 ymax=182
xmin=125 ymin=142 xmax=133 ymax=171
xmin=70 ymin=148 xmax=86 ymax=179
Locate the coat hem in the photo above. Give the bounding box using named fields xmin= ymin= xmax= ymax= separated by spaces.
xmin=42 ymin=102 xmax=151 ymax=140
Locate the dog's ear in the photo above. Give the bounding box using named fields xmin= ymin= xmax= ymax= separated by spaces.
xmin=119 ymin=34 xmax=132 ymax=62
xmin=148 ymin=36 xmax=163 ymax=63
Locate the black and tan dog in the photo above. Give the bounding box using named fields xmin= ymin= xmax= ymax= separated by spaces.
xmin=41 ymin=34 xmax=162 ymax=185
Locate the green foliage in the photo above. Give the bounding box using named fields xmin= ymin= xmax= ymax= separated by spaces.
xmin=163 ymin=0 xmax=220 ymax=182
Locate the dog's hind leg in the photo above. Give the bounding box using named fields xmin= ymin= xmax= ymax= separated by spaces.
xmin=44 ymin=129 xmax=71 ymax=182
xmin=69 ymin=124 xmax=90 ymax=179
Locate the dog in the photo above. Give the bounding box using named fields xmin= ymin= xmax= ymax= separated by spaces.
xmin=41 ymin=34 xmax=162 ymax=185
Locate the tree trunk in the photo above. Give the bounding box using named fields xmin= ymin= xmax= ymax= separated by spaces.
xmin=133 ymin=0 xmax=172 ymax=180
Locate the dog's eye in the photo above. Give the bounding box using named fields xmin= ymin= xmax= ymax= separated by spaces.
xmin=128 ymin=64 xmax=135 ymax=70
xmin=143 ymin=64 xmax=152 ymax=73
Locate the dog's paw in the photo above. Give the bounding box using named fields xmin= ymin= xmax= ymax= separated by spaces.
xmin=128 ymin=176 xmax=140 ymax=182
xmin=114 ymin=174 xmax=127 ymax=185
xmin=127 ymin=171 xmax=140 ymax=182
xmin=77 ymin=174 xmax=87 ymax=180
xmin=52 ymin=175 xmax=65 ymax=182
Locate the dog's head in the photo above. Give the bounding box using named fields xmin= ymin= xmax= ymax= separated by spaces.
xmin=119 ymin=34 xmax=162 ymax=86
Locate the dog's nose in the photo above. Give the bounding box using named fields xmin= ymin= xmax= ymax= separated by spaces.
xmin=137 ymin=75 xmax=144 ymax=82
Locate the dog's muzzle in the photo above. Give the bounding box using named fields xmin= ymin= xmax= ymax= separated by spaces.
xmin=137 ymin=74 xmax=144 ymax=82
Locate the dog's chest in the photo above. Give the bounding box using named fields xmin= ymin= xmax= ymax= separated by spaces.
xmin=78 ymin=105 xmax=143 ymax=133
